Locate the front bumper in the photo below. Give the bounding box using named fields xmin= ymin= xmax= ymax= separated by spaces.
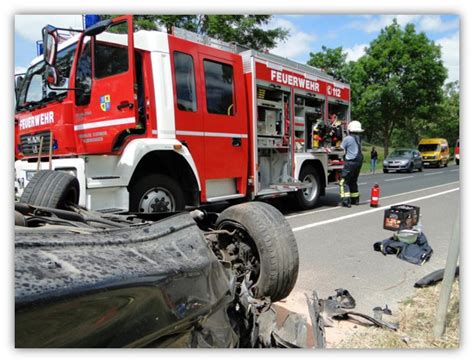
xmin=384 ymin=163 xmax=410 ymax=171
xmin=422 ymin=158 xmax=441 ymax=166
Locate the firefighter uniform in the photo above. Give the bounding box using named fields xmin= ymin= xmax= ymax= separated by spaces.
xmin=339 ymin=121 xmax=364 ymax=207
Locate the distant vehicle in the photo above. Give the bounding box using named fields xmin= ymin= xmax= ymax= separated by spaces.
xmin=455 ymin=139 xmax=459 ymax=165
xmin=383 ymin=148 xmax=423 ymax=173
xmin=418 ymin=138 xmax=449 ymax=168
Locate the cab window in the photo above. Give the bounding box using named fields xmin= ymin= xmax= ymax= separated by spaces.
xmin=94 ymin=43 xmax=128 ymax=79
xmin=203 ymin=60 xmax=235 ymax=116
xmin=173 ymin=52 xmax=197 ymax=112
xmin=94 ymin=20 xmax=129 ymax=79
xmin=75 ymin=37 xmax=92 ymax=106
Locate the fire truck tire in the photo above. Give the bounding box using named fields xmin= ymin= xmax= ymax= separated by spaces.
xmin=216 ymin=202 xmax=299 ymax=302
xmin=19 ymin=170 xmax=79 ymax=210
xmin=295 ymin=165 xmax=321 ymax=210
xmin=129 ymin=174 xmax=185 ymax=213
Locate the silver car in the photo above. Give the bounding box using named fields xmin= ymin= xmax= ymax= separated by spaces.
xmin=383 ymin=148 xmax=423 ymax=173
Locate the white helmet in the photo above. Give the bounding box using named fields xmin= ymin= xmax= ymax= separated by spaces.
xmin=348 ymin=120 xmax=364 ymax=133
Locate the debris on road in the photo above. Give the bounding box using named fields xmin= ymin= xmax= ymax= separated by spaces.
xmin=317 ymin=289 xmax=398 ymax=332
xmin=414 ymin=266 xmax=460 ymax=288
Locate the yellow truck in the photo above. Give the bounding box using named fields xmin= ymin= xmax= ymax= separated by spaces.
xmin=418 ymin=138 xmax=450 ymax=168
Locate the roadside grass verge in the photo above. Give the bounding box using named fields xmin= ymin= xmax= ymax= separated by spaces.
xmin=336 ymin=279 xmax=459 ymax=349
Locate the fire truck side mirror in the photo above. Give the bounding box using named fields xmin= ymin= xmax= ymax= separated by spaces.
xmin=15 ymin=75 xmax=24 ymax=98
xmin=42 ymin=25 xmax=58 ymax=66
xmin=45 ymin=66 xmax=59 ymax=86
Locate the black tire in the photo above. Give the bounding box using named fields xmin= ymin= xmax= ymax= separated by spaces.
xmin=437 ymin=160 xmax=442 ymax=168
xmin=216 ymin=202 xmax=299 ymax=302
xmin=418 ymin=164 xmax=423 ymax=172
xmin=444 ymin=159 xmax=448 ymax=167
xmin=19 ymin=170 xmax=79 ymax=209
xmin=407 ymin=163 xmax=413 ymax=173
xmin=129 ymin=174 xmax=185 ymax=213
xmin=295 ymin=165 xmax=321 ymax=210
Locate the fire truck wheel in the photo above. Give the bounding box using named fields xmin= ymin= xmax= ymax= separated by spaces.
xmin=216 ymin=202 xmax=299 ymax=302
xmin=295 ymin=165 xmax=321 ymax=210
xmin=129 ymin=174 xmax=185 ymax=213
xmin=19 ymin=170 xmax=79 ymax=210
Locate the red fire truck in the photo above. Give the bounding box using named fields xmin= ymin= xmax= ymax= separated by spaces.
xmin=15 ymin=16 xmax=351 ymax=213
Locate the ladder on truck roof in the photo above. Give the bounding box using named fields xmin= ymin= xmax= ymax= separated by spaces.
xmin=172 ymin=27 xmax=250 ymax=54
xmin=172 ymin=27 xmax=347 ymax=87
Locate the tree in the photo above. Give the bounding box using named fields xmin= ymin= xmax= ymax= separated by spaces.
xmin=103 ymin=15 xmax=288 ymax=51
xmin=307 ymin=46 xmax=351 ymax=82
xmin=353 ymin=20 xmax=447 ymax=156
xmin=424 ymin=81 xmax=459 ymax=148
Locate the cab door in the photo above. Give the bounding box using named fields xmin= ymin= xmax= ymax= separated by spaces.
xmin=198 ymin=52 xmax=248 ymax=201
xmin=73 ymin=16 xmax=138 ymax=154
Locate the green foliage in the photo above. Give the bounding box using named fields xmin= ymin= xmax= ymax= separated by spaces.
xmin=307 ymin=46 xmax=352 ymax=82
xmin=349 ymin=20 xmax=448 ymax=157
xmin=101 ymin=15 xmax=288 ymax=51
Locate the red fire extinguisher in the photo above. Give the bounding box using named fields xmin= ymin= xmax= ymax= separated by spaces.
xmin=370 ymin=184 xmax=380 ymax=208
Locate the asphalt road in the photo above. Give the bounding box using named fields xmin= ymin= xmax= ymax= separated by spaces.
xmin=277 ymin=164 xmax=460 ymax=316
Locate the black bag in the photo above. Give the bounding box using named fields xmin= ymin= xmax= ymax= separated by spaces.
xmin=373 ymin=232 xmax=433 ymax=266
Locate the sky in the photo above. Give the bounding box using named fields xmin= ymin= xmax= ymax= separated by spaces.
xmin=14 ymin=14 xmax=459 ymax=84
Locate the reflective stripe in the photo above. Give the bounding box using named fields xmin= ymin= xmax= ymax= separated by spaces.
xmin=350 ymin=192 xmax=360 ymax=197
xmin=371 ymin=197 xmax=379 ymax=201
xmin=74 ymin=117 xmax=136 ymax=131
xmin=176 ymin=130 xmax=248 ymax=139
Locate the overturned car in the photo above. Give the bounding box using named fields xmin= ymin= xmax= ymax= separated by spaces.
xmin=15 ymin=171 xmax=309 ymax=348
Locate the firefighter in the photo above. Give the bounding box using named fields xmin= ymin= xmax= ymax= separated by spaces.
xmin=339 ymin=120 xmax=364 ymax=207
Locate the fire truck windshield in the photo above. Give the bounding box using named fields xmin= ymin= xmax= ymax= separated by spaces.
xmin=16 ymin=43 xmax=77 ymax=112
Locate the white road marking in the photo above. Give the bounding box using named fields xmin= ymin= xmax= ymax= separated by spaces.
xmin=384 ymin=176 xmax=414 ymax=182
xmin=359 ymin=182 xmax=368 ymax=185
xmin=424 ymin=171 xmax=444 ymax=176
xmin=292 ymin=187 xmax=459 ymax=232
xmin=450 ymin=169 xmax=459 ymax=173
xmin=286 ymin=181 xmax=459 ymax=220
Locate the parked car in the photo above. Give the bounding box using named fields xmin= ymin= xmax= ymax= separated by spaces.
xmin=418 ymin=138 xmax=449 ymax=168
xmin=455 ymin=139 xmax=459 ymax=165
xmin=383 ymin=148 xmax=423 ymax=173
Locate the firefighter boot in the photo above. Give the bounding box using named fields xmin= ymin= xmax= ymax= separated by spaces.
xmin=342 ymin=198 xmax=351 ymax=208
xmin=351 ymin=197 xmax=360 ymax=206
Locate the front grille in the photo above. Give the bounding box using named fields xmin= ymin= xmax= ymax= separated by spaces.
xmin=20 ymin=131 xmax=52 ymax=156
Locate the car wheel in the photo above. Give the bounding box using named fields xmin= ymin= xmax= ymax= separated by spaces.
xmin=129 ymin=174 xmax=185 ymax=213
xmin=445 ymin=160 xmax=448 ymax=167
xmin=437 ymin=160 xmax=442 ymax=168
xmin=407 ymin=163 xmax=414 ymax=173
xmin=216 ymin=202 xmax=299 ymax=302
xmin=19 ymin=170 xmax=79 ymax=210
xmin=418 ymin=164 xmax=423 ymax=172
xmin=295 ymin=165 xmax=321 ymax=210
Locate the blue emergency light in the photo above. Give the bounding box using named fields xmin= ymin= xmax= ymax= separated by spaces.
xmin=83 ymin=15 xmax=101 ymax=30
xmin=36 ymin=41 xmax=43 ymax=56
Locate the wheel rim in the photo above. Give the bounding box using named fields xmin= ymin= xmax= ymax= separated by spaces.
xmin=302 ymin=174 xmax=318 ymax=201
xmin=138 ymin=187 xmax=175 ymax=213
xmin=216 ymin=221 xmax=261 ymax=295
